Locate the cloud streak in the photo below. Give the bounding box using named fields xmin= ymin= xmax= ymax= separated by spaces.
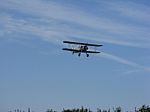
xmin=1 ymin=0 xmax=150 ymax=48
xmin=99 ymin=52 xmax=150 ymax=73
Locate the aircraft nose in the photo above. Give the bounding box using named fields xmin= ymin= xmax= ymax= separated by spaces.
xmin=84 ymin=46 xmax=88 ymax=50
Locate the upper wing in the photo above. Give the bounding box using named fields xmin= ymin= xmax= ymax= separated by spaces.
xmin=63 ymin=41 xmax=103 ymax=47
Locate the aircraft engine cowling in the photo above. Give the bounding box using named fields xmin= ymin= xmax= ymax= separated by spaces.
xmin=84 ymin=46 xmax=88 ymax=50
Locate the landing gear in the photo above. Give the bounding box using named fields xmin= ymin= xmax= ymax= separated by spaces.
xmin=86 ymin=54 xmax=89 ymax=57
xmin=78 ymin=53 xmax=89 ymax=57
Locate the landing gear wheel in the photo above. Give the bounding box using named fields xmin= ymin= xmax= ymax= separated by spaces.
xmin=86 ymin=54 xmax=89 ymax=57
xmin=72 ymin=51 xmax=74 ymax=55
xmin=78 ymin=53 xmax=81 ymax=56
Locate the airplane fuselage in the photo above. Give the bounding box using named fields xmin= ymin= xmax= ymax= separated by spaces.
xmin=73 ymin=45 xmax=89 ymax=57
xmin=79 ymin=45 xmax=88 ymax=52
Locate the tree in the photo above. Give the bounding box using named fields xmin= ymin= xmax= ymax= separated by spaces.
xmin=113 ymin=107 xmax=121 ymax=112
xmin=139 ymin=105 xmax=150 ymax=112
xmin=46 ymin=109 xmax=57 ymax=112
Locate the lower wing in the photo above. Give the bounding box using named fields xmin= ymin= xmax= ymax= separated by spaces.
xmin=62 ymin=48 xmax=100 ymax=53
xmin=85 ymin=51 xmax=100 ymax=53
xmin=62 ymin=48 xmax=80 ymax=53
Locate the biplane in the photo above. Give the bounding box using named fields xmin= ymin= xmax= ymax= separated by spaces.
xmin=62 ymin=41 xmax=103 ymax=57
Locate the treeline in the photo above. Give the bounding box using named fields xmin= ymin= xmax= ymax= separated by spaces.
xmin=47 ymin=105 xmax=150 ymax=112
xmin=46 ymin=105 xmax=150 ymax=112
xmin=9 ymin=105 xmax=150 ymax=112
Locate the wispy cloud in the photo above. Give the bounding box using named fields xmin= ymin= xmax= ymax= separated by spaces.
xmin=98 ymin=52 xmax=150 ymax=73
xmin=0 ymin=14 xmax=69 ymax=44
xmin=1 ymin=0 xmax=150 ymax=49
xmin=105 ymin=1 xmax=150 ymax=23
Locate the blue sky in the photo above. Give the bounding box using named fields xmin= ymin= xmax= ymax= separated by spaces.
xmin=0 ymin=0 xmax=150 ymax=112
